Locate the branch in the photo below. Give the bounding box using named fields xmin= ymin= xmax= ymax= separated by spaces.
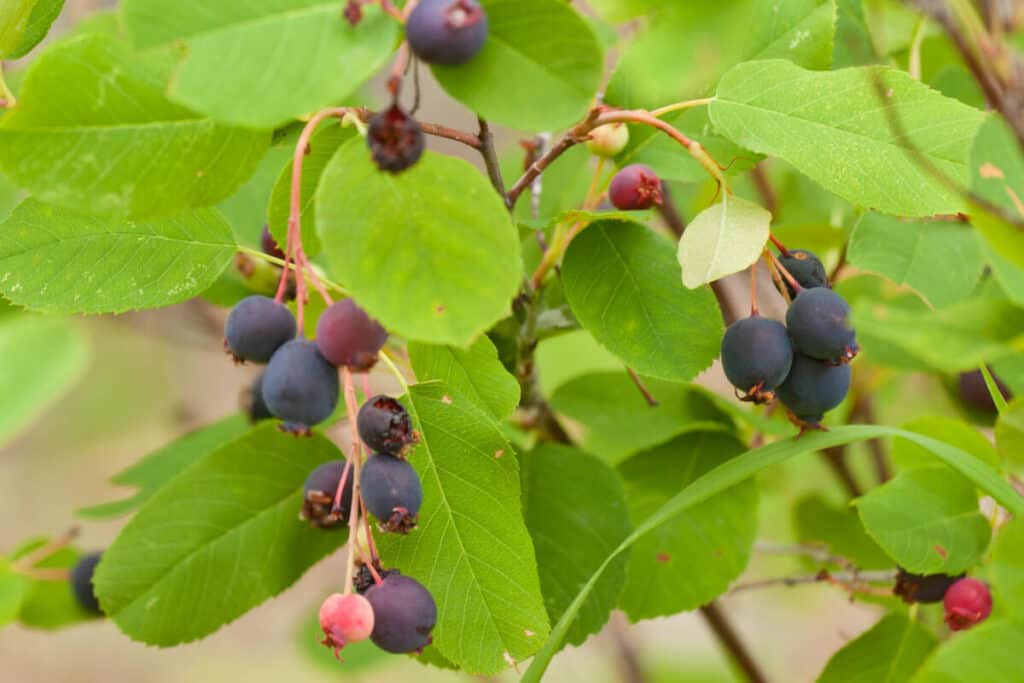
xmin=353 ymin=107 xmax=482 ymax=150
xmin=700 ymin=602 xmax=769 ymax=683
xmin=476 ymin=117 xmax=506 ymax=197
xmin=730 ymin=569 xmax=897 ymax=595
xmin=506 ymin=109 xmax=600 ymax=208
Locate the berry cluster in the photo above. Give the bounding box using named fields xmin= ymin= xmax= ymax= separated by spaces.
xmin=895 ymin=570 xmax=993 ymax=631
xmin=720 ymin=248 xmax=859 ymax=430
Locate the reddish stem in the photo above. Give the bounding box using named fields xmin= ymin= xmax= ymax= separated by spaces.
xmin=332 ymin=459 xmax=353 ymax=513
xmin=767 ymin=250 xmax=802 ymax=293
xmin=768 ymin=233 xmax=790 ymax=256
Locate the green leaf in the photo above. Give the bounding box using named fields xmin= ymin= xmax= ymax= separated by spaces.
xmin=12 ymin=538 xmax=94 ymax=629
xmin=535 ymin=329 xmax=623 ymax=398
xmin=0 ymin=35 xmax=269 ymax=219
xmin=0 ymin=560 xmax=30 ymax=627
xmin=817 ymin=613 xmax=936 ymax=683
xmin=996 ymin=398 xmax=1024 ymax=467
xmin=408 ymin=336 xmax=520 ymax=420
xmin=317 ymin=141 xmax=521 ymax=346
xmin=0 ymin=200 xmax=238 ymax=314
xmin=122 ymin=2 xmax=397 ymax=129
xmin=833 ymin=0 xmax=875 ymax=68
xmin=93 ymin=425 xmax=349 ymax=646
xmin=431 ymin=0 xmax=603 ymax=131
xmin=375 ymin=382 xmax=549 ymax=674
xmin=7 ymin=0 xmax=63 ymax=59
xmin=793 ymin=494 xmax=892 ymax=570
xmin=710 ymin=60 xmax=987 ymax=216
xmin=521 ymin=425 xmax=1023 ymax=683
xmin=218 ymin=132 xmax=298 ymax=245
xmin=855 ymin=466 xmax=990 ymax=574
xmin=678 ymin=195 xmax=771 ymax=288
xmin=0 ymin=0 xmax=35 ymax=57
xmin=0 ymin=315 xmax=88 ymax=448
xmin=969 ymin=116 xmax=1024 ymax=270
xmin=79 ymin=414 xmax=252 ymax=519
xmin=912 ymin=619 xmax=1024 ymax=683
xmin=618 ymin=432 xmax=757 ymax=620
xmin=746 ymin=0 xmax=836 ymax=70
xmin=548 ymin=372 xmax=733 ymax=464
xmin=521 ymin=443 xmax=631 ymax=646
xmin=848 ymin=213 xmax=984 ymax=308
xmin=992 ymin=518 xmax=1024 ymax=617
xmin=267 ymin=123 xmax=351 ymax=258
xmin=985 ymin=243 xmax=1024 ymax=308
xmin=562 ymin=221 xmax=723 ymax=382
xmin=891 ymin=416 xmax=999 ymax=470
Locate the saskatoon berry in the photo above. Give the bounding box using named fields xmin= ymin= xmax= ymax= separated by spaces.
xmin=315 ymin=299 xmax=388 ymax=372
xmin=609 ymin=164 xmax=663 ymax=210
xmin=357 ymin=395 xmax=414 ymax=456
xmin=319 ymin=592 xmax=375 ymax=658
xmin=944 ymin=577 xmax=992 ymax=631
xmin=776 ymin=249 xmax=828 ymax=298
xmin=361 ymin=453 xmax=423 ymax=533
xmin=301 ymin=460 xmax=354 ymax=528
xmin=224 ymin=295 xmax=296 ymax=364
xmin=368 ymin=104 xmax=424 ymax=174
xmin=720 ymin=315 xmax=793 ymax=404
xmin=958 ymin=369 xmax=1012 ymax=414
xmin=777 ymin=352 xmax=851 ymax=427
xmin=70 ymin=552 xmax=103 ymax=615
xmin=586 ymin=123 xmax=630 ymax=158
xmin=364 ymin=574 xmax=437 ymax=654
xmin=262 ymin=339 xmax=340 ymax=429
xmin=894 ymin=568 xmax=964 ymax=604
xmin=260 ymin=225 xmax=286 ymax=260
xmin=244 ymin=372 xmax=274 ymax=422
xmin=406 ymin=0 xmax=488 ymax=66
xmin=786 ymin=288 xmax=859 ymax=363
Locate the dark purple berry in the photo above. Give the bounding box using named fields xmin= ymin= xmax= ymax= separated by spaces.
xmin=406 ymin=0 xmax=488 ymax=66
xmin=368 ymin=104 xmax=424 ymax=174
xmin=786 ymin=288 xmax=859 ymax=363
xmin=301 ymin=460 xmax=354 ymax=528
xmin=262 ymin=339 xmax=339 ymax=429
xmin=243 ymin=372 xmax=274 ymax=422
xmin=609 ymin=164 xmax=662 ymax=210
xmin=894 ymin=569 xmax=965 ymax=604
xmin=958 ymin=369 xmax=1012 ymax=414
xmin=364 ymin=574 xmax=437 ymax=654
xmin=361 ymin=453 xmax=422 ymax=533
xmin=260 ymin=225 xmax=286 ymax=260
xmin=315 ymin=299 xmax=388 ymax=372
xmin=776 ymin=249 xmax=828 ymax=298
xmin=944 ymin=577 xmax=992 ymax=631
xmin=777 ymin=353 xmax=851 ymax=427
xmin=357 ymin=395 xmax=414 ymax=456
xmin=224 ymin=295 xmax=296 ymax=364
xmin=70 ymin=552 xmax=103 ymax=615
xmin=720 ymin=315 xmax=793 ymax=404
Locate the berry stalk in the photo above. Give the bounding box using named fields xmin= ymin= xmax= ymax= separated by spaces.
xmin=342 ymin=367 xmax=367 ymax=595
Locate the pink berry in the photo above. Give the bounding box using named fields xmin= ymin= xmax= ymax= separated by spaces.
xmin=609 ymin=164 xmax=662 ymax=210
xmin=319 ymin=592 xmax=375 ymax=658
xmin=943 ymin=577 xmax=992 ymax=631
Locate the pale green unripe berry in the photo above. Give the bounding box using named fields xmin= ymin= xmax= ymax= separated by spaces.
xmin=586 ymin=123 xmax=629 ymax=157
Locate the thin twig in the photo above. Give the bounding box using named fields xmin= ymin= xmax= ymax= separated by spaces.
xmin=754 ymin=541 xmax=856 ymax=571
xmin=699 ymin=602 xmax=769 ymax=683
xmin=625 ymin=367 xmax=659 ymax=406
xmin=607 ymin=613 xmax=647 ymax=683
xmin=730 ymin=570 xmax=897 ymax=595
xmin=750 ymin=163 xmax=778 ymax=216
xmin=353 ymin=107 xmax=482 ymax=150
xmin=477 ymin=117 xmax=506 ymax=196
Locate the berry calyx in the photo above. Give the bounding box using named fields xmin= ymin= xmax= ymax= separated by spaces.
xmin=776 ymin=249 xmax=828 ymax=298
xmin=260 ymin=225 xmax=286 ymax=261
xmin=785 ymin=288 xmax=859 ymax=364
xmin=944 ymin=577 xmax=992 ymax=631
xmin=301 ymin=460 xmax=354 ymax=528
xmin=368 ymin=104 xmax=425 ymax=174
xmin=224 ymin=295 xmax=296 ymax=364
xmin=777 ymin=352 xmax=851 ymax=428
xmin=406 ymin=0 xmax=489 ymax=66
xmin=894 ymin=568 xmax=965 ymax=604
xmin=357 ymin=395 xmax=415 ymax=456
xmin=354 ymin=561 xmax=400 ymax=595
xmin=361 ymin=453 xmax=423 ymax=533
xmin=315 ymin=299 xmax=388 ymax=372
xmin=586 ymin=123 xmax=630 ymax=158
xmin=319 ymin=592 xmax=375 ymax=658
xmin=70 ymin=552 xmax=104 ymax=615
xmin=364 ymin=574 xmax=437 ymax=654
xmin=609 ymin=164 xmax=663 ymax=210
xmin=262 ymin=339 xmax=340 ymax=430
xmin=720 ymin=315 xmax=793 ymax=404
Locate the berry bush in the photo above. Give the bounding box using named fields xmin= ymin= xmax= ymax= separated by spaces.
xmin=2 ymin=1 xmax=1024 ymax=681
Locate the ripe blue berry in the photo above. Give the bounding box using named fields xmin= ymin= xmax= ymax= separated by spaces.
xmin=224 ymin=295 xmax=296 ymax=363
xmin=406 ymin=0 xmax=488 ymax=66
xmin=720 ymin=315 xmax=793 ymax=403
xmin=244 ymin=372 xmax=273 ymax=422
xmin=302 ymin=460 xmax=354 ymax=528
xmin=361 ymin=453 xmax=422 ymax=533
xmin=777 ymin=352 xmax=851 ymax=426
xmin=315 ymin=299 xmax=388 ymax=372
xmin=70 ymin=552 xmax=103 ymax=615
xmin=777 ymin=249 xmax=828 ymax=298
xmin=364 ymin=574 xmax=437 ymax=654
xmin=368 ymin=104 xmax=424 ymax=174
xmin=894 ymin=569 xmax=964 ymax=604
xmin=262 ymin=339 xmax=339 ymax=429
xmin=786 ymin=288 xmax=859 ymax=363
xmin=609 ymin=164 xmax=662 ymax=210
xmin=357 ymin=395 xmax=414 ymax=456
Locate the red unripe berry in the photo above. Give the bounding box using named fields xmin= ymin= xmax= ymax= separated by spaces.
xmin=260 ymin=225 xmax=285 ymax=260
xmin=943 ymin=577 xmax=992 ymax=631
xmin=315 ymin=299 xmax=388 ymax=372
xmin=609 ymin=164 xmax=662 ymax=210
xmin=319 ymin=592 xmax=375 ymax=658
